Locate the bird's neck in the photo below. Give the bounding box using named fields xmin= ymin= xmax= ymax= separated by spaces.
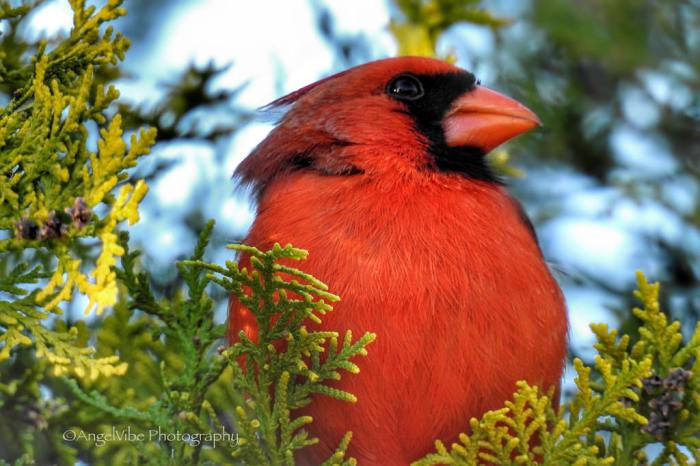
xmin=251 ymin=170 xmax=517 ymax=251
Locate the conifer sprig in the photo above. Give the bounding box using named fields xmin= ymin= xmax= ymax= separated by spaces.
xmin=185 ymin=242 xmax=376 ymax=465
xmin=1 ymin=0 xmax=154 ymax=379
xmin=414 ymin=273 xmax=700 ymax=465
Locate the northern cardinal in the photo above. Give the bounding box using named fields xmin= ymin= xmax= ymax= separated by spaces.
xmin=229 ymin=57 xmax=567 ymax=465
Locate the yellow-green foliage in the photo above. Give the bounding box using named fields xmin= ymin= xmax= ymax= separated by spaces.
xmin=0 ymin=0 xmax=155 ymax=379
xmin=185 ymin=242 xmax=376 ymax=465
xmin=54 ymin=225 xmax=374 ymax=466
xmin=390 ymin=0 xmax=508 ymax=57
xmin=0 ymin=3 xmax=374 ymax=465
xmin=414 ymin=273 xmax=700 ymax=465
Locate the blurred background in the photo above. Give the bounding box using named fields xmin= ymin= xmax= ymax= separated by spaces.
xmin=25 ymin=0 xmax=700 ymax=390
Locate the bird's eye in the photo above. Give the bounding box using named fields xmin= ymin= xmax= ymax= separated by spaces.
xmin=387 ymin=74 xmax=424 ymax=100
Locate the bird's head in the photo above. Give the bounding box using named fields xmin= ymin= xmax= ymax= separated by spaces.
xmin=237 ymin=57 xmax=540 ymax=196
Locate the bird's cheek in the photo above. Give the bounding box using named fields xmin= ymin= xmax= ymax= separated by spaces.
xmin=324 ymin=98 xmax=413 ymax=140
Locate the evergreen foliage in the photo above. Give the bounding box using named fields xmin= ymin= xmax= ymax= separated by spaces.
xmin=414 ymin=273 xmax=700 ymax=465
xmin=1 ymin=1 xmax=371 ymax=463
xmin=52 ymin=224 xmax=373 ymax=465
xmin=0 ymin=0 xmax=154 ymax=381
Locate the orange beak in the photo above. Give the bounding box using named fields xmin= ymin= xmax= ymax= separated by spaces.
xmin=443 ymin=86 xmax=541 ymax=152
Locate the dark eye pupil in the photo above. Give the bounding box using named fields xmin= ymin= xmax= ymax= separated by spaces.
xmin=393 ymin=78 xmax=418 ymax=96
xmin=388 ymin=75 xmax=423 ymax=100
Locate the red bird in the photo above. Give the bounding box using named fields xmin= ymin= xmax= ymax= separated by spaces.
xmin=230 ymin=57 xmax=568 ymax=465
